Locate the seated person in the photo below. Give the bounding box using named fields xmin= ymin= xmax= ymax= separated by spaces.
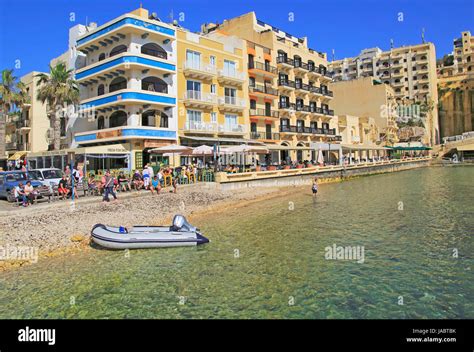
xmin=14 ymin=182 xmax=27 ymax=206
xmin=58 ymin=175 xmax=69 ymax=200
xmin=24 ymin=181 xmax=36 ymax=205
xmin=117 ymin=172 xmax=131 ymax=192
xmin=87 ymin=174 xmax=98 ymax=192
xmin=132 ymin=170 xmax=143 ymax=191
xmin=150 ymin=176 xmax=161 ymax=195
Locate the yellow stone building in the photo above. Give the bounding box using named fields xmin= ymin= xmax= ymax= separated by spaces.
xmin=330 ymin=77 xmax=399 ymax=145
xmin=202 ymin=12 xmax=339 ymax=164
xmin=5 ymin=72 xmax=49 ymax=161
xmin=175 ymin=26 xmax=249 ymax=149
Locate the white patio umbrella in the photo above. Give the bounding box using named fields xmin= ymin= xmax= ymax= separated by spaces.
xmin=317 ymin=149 xmax=325 ymax=165
xmin=222 ymin=144 xmax=269 ymax=171
xmin=149 ymin=144 xmax=193 ymax=166
xmin=183 ymin=145 xmax=214 ymax=166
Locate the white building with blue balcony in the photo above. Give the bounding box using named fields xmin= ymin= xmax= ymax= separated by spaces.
xmin=71 ymin=7 xmax=177 ymax=170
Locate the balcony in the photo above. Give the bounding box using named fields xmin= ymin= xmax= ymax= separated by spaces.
xmin=248 ymin=61 xmax=278 ymax=76
xmin=76 ymin=53 xmax=176 ymax=83
xmin=295 ymin=104 xmax=311 ymax=115
xmin=16 ymin=119 xmax=31 ymax=130
xmin=351 ymin=136 xmax=361 ymax=143
xmin=77 ymin=16 xmax=175 ymax=52
xmin=249 ymin=108 xmax=279 ymax=119
xmin=295 ymin=82 xmax=311 ymax=94
xmin=218 ymin=124 xmax=246 ymax=135
xmin=250 ymin=132 xmax=280 ymax=140
xmin=322 ymin=109 xmax=335 ymax=116
xmin=309 ymin=86 xmax=322 ymax=96
xmin=74 ymin=125 xmax=177 ymax=145
xmin=217 ymin=96 xmax=246 ymax=112
xmin=276 ymin=57 xmax=294 ymax=69
xmin=80 ymin=89 xmax=176 ymax=111
xmin=5 ymin=142 xmax=17 ymax=151
xmin=294 ymin=61 xmax=309 ymax=73
xmin=183 ymin=90 xmax=217 ymax=108
xmin=183 ymin=61 xmax=217 ymax=79
xmin=278 ymin=79 xmax=295 ymax=91
xmin=217 ymin=69 xmax=245 ymax=85
xmin=183 ymin=121 xmax=218 ymax=134
xmin=249 ymin=84 xmax=278 ymax=98
xmin=280 ymin=125 xmax=337 ymax=136
xmin=279 ymin=102 xmax=296 ymax=112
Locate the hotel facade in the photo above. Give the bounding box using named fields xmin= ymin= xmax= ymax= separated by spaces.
xmin=202 ymin=12 xmax=340 ymax=163
xmin=330 ymin=43 xmax=439 ymax=146
xmin=176 ymin=27 xmax=250 ymax=149
xmin=68 ymin=7 xmax=178 ymax=170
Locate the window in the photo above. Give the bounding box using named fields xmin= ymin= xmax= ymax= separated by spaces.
xmin=110 ymin=45 xmax=127 ymax=57
xmin=210 ymin=55 xmax=216 ymax=67
xmin=224 ymin=114 xmax=238 ymax=131
xmin=224 ymin=59 xmax=236 ymax=76
xmin=210 ymin=84 xmax=216 ymax=94
xmin=186 ymin=80 xmax=201 ymax=99
xmin=186 ymin=50 xmax=201 ymax=69
xmin=249 ymin=77 xmax=255 ymax=87
xmin=250 ymin=99 xmax=257 ymax=109
xmin=251 ymin=122 xmax=257 ymax=133
xmin=97 ymin=116 xmax=105 ymax=130
xmin=97 ymin=84 xmax=105 ymax=96
xmin=109 ymin=77 xmax=127 ymax=92
xmin=211 ymin=112 xmax=217 ymax=123
xmin=224 ymin=87 xmax=237 ymax=105
xmin=99 ymin=53 xmax=106 ymax=61
xmin=187 ymin=110 xmax=202 ymax=129
xmin=141 ymin=43 xmax=167 ymax=59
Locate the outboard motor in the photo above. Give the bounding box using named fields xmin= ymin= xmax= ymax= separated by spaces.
xmin=171 ymin=215 xmax=197 ymax=232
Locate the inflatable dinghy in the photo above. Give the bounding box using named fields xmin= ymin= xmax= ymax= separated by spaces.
xmin=91 ymin=215 xmax=209 ymax=249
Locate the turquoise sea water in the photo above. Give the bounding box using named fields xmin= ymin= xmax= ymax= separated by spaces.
xmin=0 ymin=166 xmax=472 ymax=318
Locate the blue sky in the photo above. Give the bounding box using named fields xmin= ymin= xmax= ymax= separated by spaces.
xmin=0 ymin=0 xmax=473 ymax=76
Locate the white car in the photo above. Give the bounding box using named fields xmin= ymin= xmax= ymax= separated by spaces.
xmin=29 ymin=168 xmax=64 ymax=188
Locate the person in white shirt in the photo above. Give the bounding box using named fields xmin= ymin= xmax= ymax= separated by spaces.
xmin=142 ymin=165 xmax=150 ymax=189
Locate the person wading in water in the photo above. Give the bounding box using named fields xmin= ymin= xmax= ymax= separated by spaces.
xmin=312 ymin=177 xmax=318 ymax=196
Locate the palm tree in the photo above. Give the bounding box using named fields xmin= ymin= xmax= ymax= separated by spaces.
xmin=36 ymin=62 xmax=79 ymax=150
xmin=0 ymin=69 xmax=28 ymax=157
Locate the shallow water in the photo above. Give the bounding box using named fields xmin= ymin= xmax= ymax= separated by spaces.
xmin=0 ymin=167 xmax=473 ymax=319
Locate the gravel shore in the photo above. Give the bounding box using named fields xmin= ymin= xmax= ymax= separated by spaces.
xmin=0 ymin=183 xmax=278 ymax=270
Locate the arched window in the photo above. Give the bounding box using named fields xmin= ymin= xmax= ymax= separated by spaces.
xmin=97 ymin=116 xmax=105 ymax=130
xmin=142 ymin=110 xmax=156 ymax=127
xmin=98 ymin=53 xmax=106 ymax=61
xmin=110 ymin=45 xmax=127 ymax=57
xmin=141 ymin=43 xmax=167 ymax=59
xmin=97 ymin=84 xmax=105 ymax=96
xmin=109 ymin=77 xmax=127 ymax=93
xmin=294 ymin=55 xmax=302 ymax=68
xmin=307 ymin=60 xmax=315 ymax=71
xmin=141 ymin=76 xmax=168 ymax=93
xmin=277 ymin=50 xmax=287 ymax=63
xmin=109 ymin=110 xmax=127 ymax=128
xmin=319 ymin=64 xmax=327 ymax=74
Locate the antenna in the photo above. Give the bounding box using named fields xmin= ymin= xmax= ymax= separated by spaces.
xmin=422 ymin=28 xmax=425 ymax=43
xmin=390 ymin=38 xmax=394 ymax=49
xmin=331 ymin=49 xmax=335 ymax=61
xmin=169 ymin=9 xmax=174 ymax=22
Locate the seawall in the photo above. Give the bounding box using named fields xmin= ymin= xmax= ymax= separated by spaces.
xmin=215 ymin=157 xmax=432 ymax=190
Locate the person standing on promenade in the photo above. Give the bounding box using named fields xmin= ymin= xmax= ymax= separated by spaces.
xmin=312 ymin=177 xmax=318 ymax=196
xmin=102 ymin=170 xmax=117 ymax=203
xmin=142 ymin=164 xmax=151 ymax=190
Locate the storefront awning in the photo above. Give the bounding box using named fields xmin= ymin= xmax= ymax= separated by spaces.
xmin=8 ymin=151 xmax=27 ymax=161
xmin=385 ymin=146 xmax=432 ymax=151
xmin=342 ymin=144 xmax=387 ymax=151
xmin=26 ymin=143 xmax=132 ymax=158
xmin=456 ymin=143 xmax=474 ymax=152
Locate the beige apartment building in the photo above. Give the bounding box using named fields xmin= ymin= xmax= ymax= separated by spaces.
xmin=202 ymin=12 xmax=339 ymax=163
xmin=330 ymin=43 xmax=439 ymax=146
xmin=330 ymin=77 xmax=398 ymax=145
xmin=4 ymin=71 xmax=49 ymax=161
xmin=176 ymin=26 xmax=250 ymax=151
xmin=437 ymin=31 xmax=474 ymax=139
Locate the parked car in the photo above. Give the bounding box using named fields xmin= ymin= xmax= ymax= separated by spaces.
xmin=29 ymin=168 xmax=64 ymax=188
xmin=0 ymin=171 xmax=44 ymax=202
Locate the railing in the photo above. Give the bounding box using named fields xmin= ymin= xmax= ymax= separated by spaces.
xmin=351 ymin=136 xmax=361 ymax=143
xmin=295 ymin=82 xmax=310 ymax=91
xmin=249 ymin=108 xmax=279 ymax=118
xmin=310 ymin=86 xmax=322 ymax=94
xmin=184 ymin=121 xmax=218 ymax=133
xmin=294 ymin=61 xmax=309 ymax=70
xmin=183 ymin=61 xmax=217 ymax=75
xmin=279 ymin=102 xmax=295 ymax=110
xmin=280 ymin=125 xmax=337 ymax=135
xmin=219 ymin=124 xmax=246 ymax=134
xmin=278 ymin=79 xmax=295 ymax=88
xmin=184 ymin=90 xmax=217 ymax=103
xmin=5 ymin=142 xmax=17 ymax=150
xmin=16 ymin=119 xmax=31 ymax=128
xmin=217 ymin=69 xmax=245 ymax=81
xmin=248 ymin=61 xmax=278 ymax=74
xmin=295 ymin=104 xmax=311 ymax=113
xmin=249 ymin=84 xmax=278 ymax=96
xmin=218 ymin=96 xmax=246 ymax=107
xmin=276 ymin=56 xmax=294 ymax=66
xmin=250 ymin=132 xmax=280 ymax=140
xmin=322 ymin=109 xmax=335 ymax=116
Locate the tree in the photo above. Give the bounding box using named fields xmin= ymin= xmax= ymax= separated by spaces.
xmin=36 ymin=62 xmax=79 ymax=150
xmin=0 ymin=69 xmax=28 ymax=157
